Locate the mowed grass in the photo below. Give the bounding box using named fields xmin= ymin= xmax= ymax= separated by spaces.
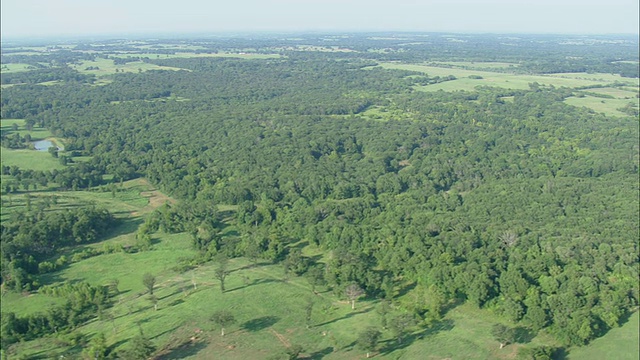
xmin=567 ymin=311 xmax=639 ymax=360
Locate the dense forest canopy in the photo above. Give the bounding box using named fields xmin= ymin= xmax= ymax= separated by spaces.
xmin=0 ymin=33 xmax=638 ymax=356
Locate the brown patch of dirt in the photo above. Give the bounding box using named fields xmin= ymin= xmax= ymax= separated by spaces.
xmin=130 ymin=179 xmax=176 ymax=217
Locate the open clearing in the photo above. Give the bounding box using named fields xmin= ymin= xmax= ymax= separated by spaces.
xmin=379 ymin=63 xmax=637 ymax=91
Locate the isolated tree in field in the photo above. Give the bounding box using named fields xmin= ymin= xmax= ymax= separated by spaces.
xmin=357 ymin=327 xmax=382 ymax=358
xmin=142 ymin=273 xmax=156 ymax=295
xmin=211 ymin=310 xmax=235 ymax=336
xmin=492 ymin=324 xmax=516 ymax=349
xmin=345 ymin=283 xmax=365 ymax=310
xmin=214 ymin=254 xmax=229 ymax=293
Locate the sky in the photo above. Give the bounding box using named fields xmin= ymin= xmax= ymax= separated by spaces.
xmin=1 ymin=0 xmax=639 ymax=39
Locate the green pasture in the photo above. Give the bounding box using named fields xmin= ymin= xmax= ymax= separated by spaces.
xmin=379 ymin=63 xmax=635 ymax=92
xmin=0 ymin=63 xmax=45 ymax=73
xmin=567 ymin=311 xmax=639 ymax=360
xmin=582 ymin=87 xmax=639 ymax=99
xmin=73 ymin=58 xmax=186 ymax=76
xmin=565 ymin=96 xmax=637 ymax=117
xmin=0 ymin=118 xmax=54 ymax=140
xmin=108 ymin=52 xmax=282 ymax=60
xmin=428 ymin=61 xmax=520 ymax=69
xmin=0 ymin=149 xmax=66 ymax=172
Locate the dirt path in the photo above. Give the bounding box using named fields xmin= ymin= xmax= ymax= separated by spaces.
xmin=270 ymin=329 xmax=291 ymax=348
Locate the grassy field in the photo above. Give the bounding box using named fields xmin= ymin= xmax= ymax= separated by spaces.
xmin=565 ymin=96 xmax=638 ymax=117
xmin=109 ymin=52 xmax=282 ymax=60
xmin=428 ymin=61 xmax=520 ymax=69
xmin=567 ymin=311 xmax=639 ymax=360
xmin=0 ymin=119 xmax=67 ymax=172
xmin=0 ymin=63 xmax=46 ymax=73
xmin=72 ymin=58 xmax=186 ymax=76
xmin=379 ymin=63 xmax=639 ymax=91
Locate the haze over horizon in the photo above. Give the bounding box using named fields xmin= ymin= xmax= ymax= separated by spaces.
xmin=1 ymin=0 xmax=639 ymax=40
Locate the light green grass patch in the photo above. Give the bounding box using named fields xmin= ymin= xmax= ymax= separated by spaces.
xmin=567 ymin=311 xmax=639 ymax=360
xmin=110 ymin=52 xmax=282 ymax=60
xmin=380 ymin=63 xmax=632 ymax=92
xmin=0 ymin=63 xmax=45 ymax=73
xmin=565 ymin=96 xmax=637 ymax=117
xmin=430 ymin=61 xmax=520 ymax=69
xmin=583 ymin=87 xmax=639 ymax=99
xmin=0 ymin=148 xmax=65 ymax=171
xmin=73 ymin=58 xmax=186 ymax=76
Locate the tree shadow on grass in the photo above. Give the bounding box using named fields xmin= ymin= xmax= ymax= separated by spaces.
xmin=302 ymin=346 xmax=334 ymax=360
xmin=314 ymin=307 xmax=374 ymax=327
xmin=514 ymin=326 xmax=535 ymax=344
xmin=241 ymin=315 xmax=280 ymax=332
xmin=155 ymin=340 xmax=208 ymax=360
xmin=379 ymin=319 xmax=455 ymax=355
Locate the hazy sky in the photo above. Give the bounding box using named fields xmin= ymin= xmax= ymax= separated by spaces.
xmin=2 ymin=0 xmax=639 ymax=38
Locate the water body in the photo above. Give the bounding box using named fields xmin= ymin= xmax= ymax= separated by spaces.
xmin=33 ymin=140 xmax=59 ymax=151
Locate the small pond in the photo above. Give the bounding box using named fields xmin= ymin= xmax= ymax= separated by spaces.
xmin=33 ymin=140 xmax=60 ymax=151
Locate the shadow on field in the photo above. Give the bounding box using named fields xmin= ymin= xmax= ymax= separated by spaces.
xmin=241 ymin=316 xmax=280 ymax=332
xmin=314 ymin=307 xmax=374 ymax=327
xmin=225 ymin=277 xmax=279 ymax=293
xmin=105 ymin=217 xmax=143 ymax=238
xmin=514 ymin=326 xmax=535 ymax=344
xmin=379 ymin=318 xmax=455 ymax=355
xmin=303 ymin=346 xmax=334 ymax=359
xmin=156 ymin=340 xmax=208 ymax=359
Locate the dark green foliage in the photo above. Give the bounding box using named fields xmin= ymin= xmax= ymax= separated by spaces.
xmin=211 ymin=310 xmax=235 ymax=336
xmin=118 ymin=332 xmax=156 ymax=359
xmin=142 ymin=273 xmax=156 ymax=295
xmin=492 ymin=324 xmax=517 ymax=349
xmin=357 ymin=327 xmax=382 ymax=357
xmin=286 ymin=344 xmax=304 ymax=360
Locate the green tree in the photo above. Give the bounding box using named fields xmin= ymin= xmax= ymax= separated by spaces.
xmin=142 ymin=273 xmax=156 ymax=295
xmin=121 ymin=332 xmax=156 ymax=359
xmin=214 ymin=255 xmax=229 ymax=293
xmin=357 ymin=327 xmax=382 ymax=358
xmin=81 ymin=333 xmax=108 ymax=360
xmin=211 ymin=310 xmax=235 ymax=336
xmin=492 ymin=324 xmax=516 ymax=349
